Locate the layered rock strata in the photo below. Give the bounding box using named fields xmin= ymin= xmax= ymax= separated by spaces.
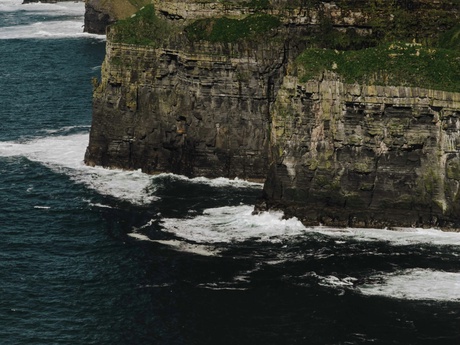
xmin=85 ymin=35 xmax=289 ymax=179
xmin=260 ymin=73 xmax=460 ymax=228
xmin=85 ymin=0 xmax=460 ymax=228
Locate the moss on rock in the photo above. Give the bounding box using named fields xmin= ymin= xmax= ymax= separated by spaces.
xmin=110 ymin=4 xmax=172 ymax=46
xmin=184 ymin=14 xmax=281 ymax=43
xmin=296 ymin=42 xmax=460 ymax=92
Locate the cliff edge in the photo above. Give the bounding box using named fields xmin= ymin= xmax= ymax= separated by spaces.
xmin=84 ymin=0 xmax=151 ymax=34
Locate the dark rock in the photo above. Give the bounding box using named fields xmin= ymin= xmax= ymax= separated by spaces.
xmin=84 ymin=1 xmax=115 ymax=35
xmin=85 ymin=33 xmax=301 ymax=179
xmin=260 ymin=74 xmax=460 ymax=229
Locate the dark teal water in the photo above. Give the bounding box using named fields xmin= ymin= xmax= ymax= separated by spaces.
xmin=1 ymin=2 xmax=460 ymax=345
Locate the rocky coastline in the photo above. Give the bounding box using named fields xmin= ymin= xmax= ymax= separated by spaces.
xmin=84 ymin=0 xmax=460 ymax=229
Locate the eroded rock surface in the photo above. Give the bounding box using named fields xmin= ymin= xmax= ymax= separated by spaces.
xmin=85 ymin=0 xmax=460 ymax=228
xmin=260 ymin=73 xmax=460 ymax=228
xmin=85 ymin=35 xmax=290 ymax=179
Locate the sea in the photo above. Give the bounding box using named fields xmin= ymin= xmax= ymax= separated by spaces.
xmin=0 ymin=1 xmax=459 ymax=344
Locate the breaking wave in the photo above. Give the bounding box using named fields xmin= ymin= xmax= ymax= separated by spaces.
xmin=0 ymin=131 xmax=264 ymax=205
xmin=0 ymin=132 xmax=156 ymax=205
xmin=161 ymin=205 xmax=306 ymax=244
xmin=359 ymin=269 xmax=460 ymax=302
xmin=0 ymin=0 xmax=103 ymax=40
xmin=0 ymin=20 xmax=102 ymax=40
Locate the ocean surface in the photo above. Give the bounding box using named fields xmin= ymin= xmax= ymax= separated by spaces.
xmin=0 ymin=2 xmax=459 ymax=344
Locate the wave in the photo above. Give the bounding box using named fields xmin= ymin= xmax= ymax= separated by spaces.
xmin=0 ymin=132 xmax=264 ymax=205
xmin=128 ymin=236 xmax=220 ymax=257
xmin=359 ymin=269 xmax=460 ymax=302
xmin=0 ymin=1 xmax=105 ymax=40
xmin=0 ymin=132 xmax=156 ymax=205
xmin=160 ymin=205 xmax=306 ymax=244
xmin=39 ymin=125 xmax=90 ymax=135
xmin=152 ymin=173 xmax=263 ymax=189
xmin=0 ymin=20 xmax=104 ymax=40
xmin=0 ymin=0 xmax=85 ymax=15
xmin=313 ymin=226 xmax=460 ymax=247
xmin=158 ymin=205 xmax=460 ymax=246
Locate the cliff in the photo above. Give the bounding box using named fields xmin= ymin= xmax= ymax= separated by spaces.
xmin=261 ymin=73 xmax=460 ymax=228
xmin=85 ymin=2 xmax=300 ymax=179
xmin=85 ymin=0 xmax=460 ymax=228
xmin=85 ymin=36 xmax=286 ymax=179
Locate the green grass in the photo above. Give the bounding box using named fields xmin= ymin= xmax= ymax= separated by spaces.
xmin=185 ymin=14 xmax=281 ymax=43
xmin=111 ymin=4 xmax=170 ymax=46
xmin=296 ymin=42 xmax=460 ymax=92
xmin=438 ymin=24 xmax=460 ymax=51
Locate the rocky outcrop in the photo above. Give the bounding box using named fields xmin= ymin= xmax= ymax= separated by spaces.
xmin=85 ymin=33 xmax=291 ymax=179
xmin=84 ymin=1 xmax=115 ymax=35
xmin=260 ymin=73 xmax=460 ymax=228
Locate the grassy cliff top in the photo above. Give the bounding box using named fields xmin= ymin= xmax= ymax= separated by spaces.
xmin=94 ymin=0 xmax=152 ymax=20
xmin=296 ymin=42 xmax=460 ymax=92
xmin=184 ymin=14 xmax=281 ymax=43
xmin=110 ymin=4 xmax=171 ymax=46
xmin=110 ymin=3 xmax=282 ymax=45
xmin=106 ymin=0 xmax=460 ymax=92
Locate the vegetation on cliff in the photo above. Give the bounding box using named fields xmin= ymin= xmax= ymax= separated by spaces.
xmin=439 ymin=24 xmax=460 ymax=50
xmin=97 ymin=0 xmax=151 ymax=20
xmin=184 ymin=14 xmax=281 ymax=43
xmin=296 ymin=42 xmax=460 ymax=92
xmin=110 ymin=4 xmax=171 ymax=46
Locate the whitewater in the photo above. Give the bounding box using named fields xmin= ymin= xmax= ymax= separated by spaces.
xmin=0 ymin=2 xmax=459 ymax=344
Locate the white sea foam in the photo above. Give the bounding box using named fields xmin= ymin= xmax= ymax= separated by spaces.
xmin=154 ymin=173 xmax=263 ymax=189
xmin=314 ymin=273 xmax=358 ymax=289
xmin=33 ymin=205 xmax=51 ymax=210
xmin=40 ymin=125 xmax=90 ymax=135
xmin=0 ymin=133 xmax=156 ymax=205
xmin=127 ymin=233 xmax=219 ymax=256
xmin=0 ymin=132 xmax=263 ymax=206
xmin=161 ymin=205 xmax=307 ymax=244
xmin=0 ymin=20 xmax=103 ymax=40
xmin=0 ymin=1 xmax=104 ymax=40
xmin=0 ymin=0 xmax=85 ymax=15
xmin=359 ymin=269 xmax=460 ymax=302
xmin=160 ymin=205 xmax=460 ymax=246
xmin=314 ymin=226 xmax=460 ymax=247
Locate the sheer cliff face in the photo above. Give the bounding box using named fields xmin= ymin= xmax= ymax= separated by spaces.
xmin=83 ymin=0 xmax=380 ymax=179
xmin=85 ymin=36 xmax=288 ymax=179
xmin=263 ymin=74 xmax=460 ymax=228
xmin=85 ymin=0 xmax=460 ymax=227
